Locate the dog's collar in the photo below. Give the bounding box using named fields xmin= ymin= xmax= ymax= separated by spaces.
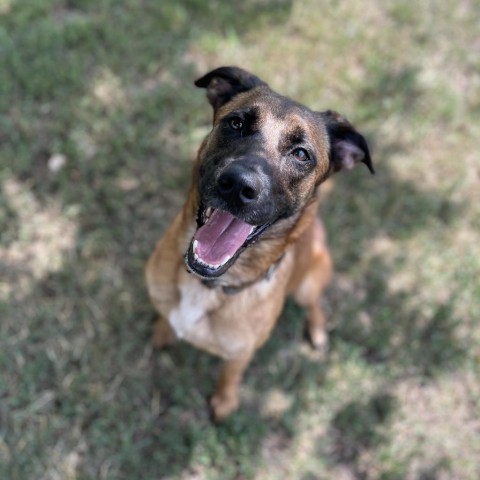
xmin=201 ymin=254 xmax=285 ymax=295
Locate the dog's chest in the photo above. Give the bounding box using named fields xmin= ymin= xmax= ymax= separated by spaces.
xmin=168 ymin=273 xmax=219 ymax=339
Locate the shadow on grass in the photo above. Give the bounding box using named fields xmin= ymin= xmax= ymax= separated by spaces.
xmin=328 ymin=254 xmax=465 ymax=376
xmin=322 ymin=134 xmax=466 ymax=375
xmin=325 ymin=393 xmax=397 ymax=479
xmin=311 ymin=131 xmax=467 ymax=477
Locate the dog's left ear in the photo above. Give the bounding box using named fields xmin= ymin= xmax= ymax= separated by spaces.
xmin=195 ymin=66 xmax=268 ymax=111
xmin=321 ymin=110 xmax=374 ymax=174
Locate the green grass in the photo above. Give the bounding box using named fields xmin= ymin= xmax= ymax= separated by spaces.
xmin=1 ymin=0 xmax=480 ymax=478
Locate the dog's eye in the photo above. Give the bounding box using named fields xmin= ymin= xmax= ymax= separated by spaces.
xmin=291 ymin=148 xmax=309 ymax=162
xmin=228 ymin=117 xmax=244 ymax=130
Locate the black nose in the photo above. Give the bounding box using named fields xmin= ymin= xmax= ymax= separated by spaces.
xmin=217 ymin=164 xmax=262 ymax=205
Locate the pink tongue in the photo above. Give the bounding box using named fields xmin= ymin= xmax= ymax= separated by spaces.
xmin=193 ymin=210 xmax=253 ymax=266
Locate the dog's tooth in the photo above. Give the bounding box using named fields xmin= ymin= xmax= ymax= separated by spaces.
xmin=192 ymin=245 xmax=224 ymax=269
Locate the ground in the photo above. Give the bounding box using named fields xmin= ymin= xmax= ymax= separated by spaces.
xmin=1 ymin=0 xmax=479 ymax=479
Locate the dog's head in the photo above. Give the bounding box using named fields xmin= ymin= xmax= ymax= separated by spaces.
xmin=186 ymin=66 xmax=373 ymax=279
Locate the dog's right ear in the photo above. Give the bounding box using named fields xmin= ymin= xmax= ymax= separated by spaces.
xmin=195 ymin=66 xmax=268 ymax=111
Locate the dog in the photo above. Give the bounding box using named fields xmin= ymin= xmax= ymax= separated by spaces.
xmin=146 ymin=66 xmax=373 ymax=421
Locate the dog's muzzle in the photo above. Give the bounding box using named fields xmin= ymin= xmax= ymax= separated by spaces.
xmin=185 ymin=159 xmax=277 ymax=278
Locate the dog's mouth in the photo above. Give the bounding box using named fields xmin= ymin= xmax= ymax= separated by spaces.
xmin=185 ymin=204 xmax=271 ymax=278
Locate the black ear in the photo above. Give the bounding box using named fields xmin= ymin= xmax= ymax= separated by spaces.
xmin=321 ymin=110 xmax=374 ymax=174
xmin=194 ymin=66 xmax=268 ymax=110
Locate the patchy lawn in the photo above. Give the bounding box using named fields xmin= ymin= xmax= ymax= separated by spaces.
xmin=1 ymin=0 xmax=479 ymax=479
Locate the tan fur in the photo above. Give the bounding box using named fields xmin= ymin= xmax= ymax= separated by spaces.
xmin=144 ymin=74 xmax=366 ymax=421
xmin=146 ymin=185 xmax=332 ymax=420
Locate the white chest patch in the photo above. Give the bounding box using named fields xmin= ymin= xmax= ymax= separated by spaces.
xmin=168 ymin=273 xmax=216 ymax=339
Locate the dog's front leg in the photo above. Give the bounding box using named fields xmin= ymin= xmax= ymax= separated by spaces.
xmin=152 ymin=315 xmax=176 ymax=348
xmin=210 ymin=352 xmax=254 ymax=421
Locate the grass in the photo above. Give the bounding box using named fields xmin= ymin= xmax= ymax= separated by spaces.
xmin=1 ymin=0 xmax=479 ymax=478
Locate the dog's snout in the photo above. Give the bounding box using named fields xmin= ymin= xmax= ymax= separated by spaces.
xmin=217 ymin=165 xmax=262 ymax=205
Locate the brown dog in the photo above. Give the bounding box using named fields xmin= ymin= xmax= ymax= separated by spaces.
xmin=146 ymin=67 xmax=373 ymax=421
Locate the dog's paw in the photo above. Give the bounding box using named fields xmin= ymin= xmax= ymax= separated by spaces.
xmin=309 ymin=326 xmax=329 ymax=353
xmin=210 ymin=393 xmax=240 ymax=422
